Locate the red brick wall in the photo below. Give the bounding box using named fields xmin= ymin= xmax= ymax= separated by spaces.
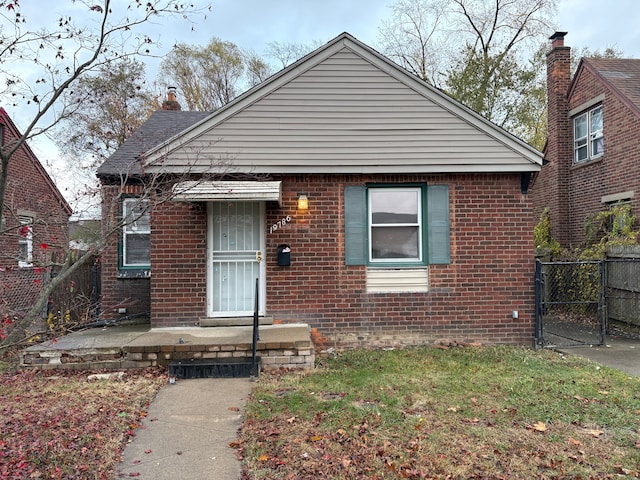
xmin=100 ymin=184 xmax=151 ymax=319
xmin=564 ymin=67 xmax=640 ymax=246
xmin=530 ymin=39 xmax=572 ymax=246
xmin=0 ymin=114 xmax=70 ymax=323
xmin=143 ymin=173 xmax=535 ymax=346
xmin=267 ymin=174 xmax=534 ymax=346
xmin=150 ymin=199 xmax=207 ymax=327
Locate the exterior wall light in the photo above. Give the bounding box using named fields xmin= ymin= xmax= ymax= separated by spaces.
xmin=297 ymin=194 xmax=308 ymax=211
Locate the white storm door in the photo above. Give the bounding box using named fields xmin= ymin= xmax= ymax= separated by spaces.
xmin=208 ymin=202 xmax=265 ymax=317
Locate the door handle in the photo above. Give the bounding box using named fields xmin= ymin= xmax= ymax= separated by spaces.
xmin=256 ymin=250 xmax=263 ymax=262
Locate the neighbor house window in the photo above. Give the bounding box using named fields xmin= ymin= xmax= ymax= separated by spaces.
xmin=121 ymin=198 xmax=150 ymax=268
xmin=18 ymin=215 xmax=33 ymax=268
xmin=574 ymin=105 xmax=603 ymax=163
xmin=345 ymin=184 xmax=450 ymax=267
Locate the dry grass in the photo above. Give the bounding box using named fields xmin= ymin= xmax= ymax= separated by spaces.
xmin=240 ymin=346 xmax=640 ymax=479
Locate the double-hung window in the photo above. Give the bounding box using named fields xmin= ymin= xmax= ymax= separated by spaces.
xmin=18 ymin=215 xmax=33 ymax=268
xmin=345 ymin=184 xmax=450 ymax=267
xmin=574 ymin=105 xmax=603 ymax=163
xmin=121 ymin=198 xmax=150 ymax=269
xmin=369 ymin=187 xmax=422 ymax=263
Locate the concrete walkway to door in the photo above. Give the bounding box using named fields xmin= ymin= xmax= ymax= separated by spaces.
xmin=558 ymin=336 xmax=640 ymax=377
xmin=116 ymin=377 xmax=252 ymax=480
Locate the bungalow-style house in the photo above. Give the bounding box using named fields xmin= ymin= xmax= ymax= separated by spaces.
xmin=531 ymin=32 xmax=640 ymax=248
xmin=97 ymin=33 xmax=543 ymax=348
xmin=0 ymin=107 xmax=72 ymax=329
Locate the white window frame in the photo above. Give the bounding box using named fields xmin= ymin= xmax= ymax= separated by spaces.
xmin=368 ymin=186 xmax=423 ymax=265
xmin=18 ymin=215 xmax=33 ymax=268
xmin=574 ymin=105 xmax=603 ymax=163
xmin=122 ymin=198 xmax=150 ymax=268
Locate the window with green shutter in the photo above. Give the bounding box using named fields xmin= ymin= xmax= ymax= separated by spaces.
xmin=345 ymin=184 xmax=450 ymax=266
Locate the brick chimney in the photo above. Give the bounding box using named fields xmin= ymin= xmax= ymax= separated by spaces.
xmin=543 ymin=31 xmax=572 ymax=247
xmin=161 ymin=86 xmax=181 ymax=111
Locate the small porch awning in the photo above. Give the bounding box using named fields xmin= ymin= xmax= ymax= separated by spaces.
xmin=172 ymin=181 xmax=282 ymax=205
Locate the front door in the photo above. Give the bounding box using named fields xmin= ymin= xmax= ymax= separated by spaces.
xmin=207 ymin=202 xmax=265 ymax=317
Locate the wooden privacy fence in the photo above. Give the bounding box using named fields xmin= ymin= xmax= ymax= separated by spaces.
xmin=48 ymin=255 xmax=101 ymax=326
xmin=607 ymin=246 xmax=640 ymax=327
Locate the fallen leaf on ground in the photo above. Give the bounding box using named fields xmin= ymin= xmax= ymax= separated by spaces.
xmin=528 ymin=422 xmax=547 ymax=432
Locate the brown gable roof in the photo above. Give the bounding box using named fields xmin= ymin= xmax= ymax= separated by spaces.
xmin=581 ymin=58 xmax=640 ymax=118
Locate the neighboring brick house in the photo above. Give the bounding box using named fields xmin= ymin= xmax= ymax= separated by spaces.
xmin=97 ymin=33 xmax=543 ymax=347
xmin=531 ymin=32 xmax=640 ymax=248
xmin=0 ymin=107 xmax=72 ymax=326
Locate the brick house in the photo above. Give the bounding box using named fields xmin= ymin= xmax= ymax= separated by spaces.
xmin=531 ymin=32 xmax=640 ymax=248
xmin=97 ymin=33 xmax=543 ymax=347
xmin=0 ymin=107 xmax=72 ymax=326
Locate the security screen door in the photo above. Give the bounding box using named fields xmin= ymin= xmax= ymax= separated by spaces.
xmin=208 ymin=202 xmax=265 ymax=317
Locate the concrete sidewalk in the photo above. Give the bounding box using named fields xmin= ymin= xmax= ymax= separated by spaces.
xmin=117 ymin=377 xmax=253 ymax=480
xmin=558 ymin=336 xmax=640 ymax=377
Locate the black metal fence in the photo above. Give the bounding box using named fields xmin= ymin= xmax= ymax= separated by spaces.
xmin=535 ymin=260 xmax=605 ymax=348
xmin=536 ymin=257 xmax=640 ymax=348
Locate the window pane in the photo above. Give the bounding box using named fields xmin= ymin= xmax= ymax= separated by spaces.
xmin=125 ymin=234 xmax=150 ymax=265
xmin=18 ymin=242 xmax=29 ymax=262
xmin=574 ymin=114 xmax=587 ymax=139
xmin=590 ymin=107 xmax=603 ymax=133
xmin=124 ymin=200 xmax=150 ymax=233
xmin=370 ymin=190 xmax=419 ymax=224
xmin=591 ymin=136 xmax=604 ymax=156
xmin=575 ymin=146 xmax=588 ymax=162
xmin=371 ymin=226 xmax=419 ymax=259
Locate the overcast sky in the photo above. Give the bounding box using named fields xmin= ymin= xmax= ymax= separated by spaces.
xmin=4 ymin=0 xmax=640 ymax=213
xmin=186 ymin=0 xmax=640 ymax=60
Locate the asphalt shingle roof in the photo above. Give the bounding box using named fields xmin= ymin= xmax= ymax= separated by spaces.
xmin=96 ymin=110 xmax=211 ymax=177
xmin=584 ymin=58 xmax=640 ymax=116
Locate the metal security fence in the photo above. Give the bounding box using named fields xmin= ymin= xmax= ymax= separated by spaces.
xmin=535 ymin=260 xmax=605 ymax=348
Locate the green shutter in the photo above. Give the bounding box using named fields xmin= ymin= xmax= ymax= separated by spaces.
xmin=427 ymin=185 xmax=450 ymax=264
xmin=344 ymin=186 xmax=367 ymax=265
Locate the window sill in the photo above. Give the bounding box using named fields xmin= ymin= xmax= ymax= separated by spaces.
xmin=117 ymin=269 xmax=151 ymax=279
xmin=572 ymin=156 xmax=603 ymax=170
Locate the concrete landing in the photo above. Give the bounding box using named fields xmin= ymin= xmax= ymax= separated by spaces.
xmin=20 ymin=323 xmax=314 ymax=372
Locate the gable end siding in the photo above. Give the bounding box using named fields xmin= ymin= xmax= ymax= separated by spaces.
xmin=152 ymin=48 xmax=539 ymax=174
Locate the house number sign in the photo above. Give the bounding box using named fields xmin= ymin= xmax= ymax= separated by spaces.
xmin=269 ymin=215 xmax=292 ymax=234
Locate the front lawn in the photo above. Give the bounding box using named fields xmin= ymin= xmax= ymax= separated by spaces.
xmin=240 ymin=346 xmax=640 ymax=479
